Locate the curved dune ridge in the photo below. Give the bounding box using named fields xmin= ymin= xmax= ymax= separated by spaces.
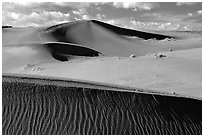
xmin=44 ymin=20 xmax=178 ymax=57
xmin=45 ymin=42 xmax=101 ymax=61
xmin=3 ymin=42 xmax=101 ymax=62
xmin=46 ymin=20 xmax=175 ymax=40
xmin=2 ymin=76 xmax=201 ymax=135
xmin=91 ymin=20 xmax=176 ymax=40
xmin=3 ymin=19 xmax=200 ymax=59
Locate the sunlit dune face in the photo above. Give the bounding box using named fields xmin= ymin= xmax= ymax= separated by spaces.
xmin=4 ymin=46 xmax=38 ymax=56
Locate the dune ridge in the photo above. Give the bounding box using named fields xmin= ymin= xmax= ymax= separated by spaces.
xmin=46 ymin=20 xmax=175 ymax=40
xmin=44 ymin=20 xmax=179 ymax=56
xmin=45 ymin=42 xmax=101 ymax=61
xmin=91 ymin=20 xmax=176 ymax=40
xmin=4 ymin=73 xmax=199 ymax=99
xmin=3 ymin=20 xmax=200 ymax=58
xmin=3 ymin=41 xmax=101 ymax=62
xmin=2 ymin=75 xmax=202 ymax=135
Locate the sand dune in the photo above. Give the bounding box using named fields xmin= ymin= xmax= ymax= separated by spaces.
xmin=3 ymin=41 xmax=100 ymax=66
xmin=2 ymin=20 xmax=202 ymax=135
xmin=2 ymin=20 xmax=201 ymax=98
xmin=91 ymin=20 xmax=176 ymax=40
xmin=2 ymin=76 xmax=202 ymax=135
xmin=3 ymin=47 xmax=201 ymax=99
xmin=44 ymin=20 xmax=200 ymax=56
xmin=3 ymin=20 xmax=201 ymax=57
xmin=2 ymin=20 xmax=202 ymax=99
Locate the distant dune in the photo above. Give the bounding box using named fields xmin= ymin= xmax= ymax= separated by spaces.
xmin=3 ymin=20 xmax=201 ymax=57
xmin=44 ymin=20 xmax=177 ymax=56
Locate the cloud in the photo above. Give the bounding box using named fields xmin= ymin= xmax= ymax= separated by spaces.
xmin=176 ymin=2 xmax=199 ymax=6
xmin=72 ymin=9 xmax=92 ymax=20
xmin=104 ymin=19 xmax=118 ymax=25
xmin=72 ymin=9 xmax=87 ymax=15
xmin=4 ymin=2 xmax=40 ymax=7
xmin=2 ymin=2 xmax=97 ymax=15
xmin=81 ymin=14 xmax=91 ymax=20
xmin=103 ymin=19 xmax=125 ymax=28
xmin=103 ymin=18 xmax=183 ymax=31
xmin=52 ymin=2 xmax=90 ymax=7
xmin=2 ymin=11 xmax=70 ymax=27
xmin=2 ymin=2 xmax=201 ymax=31
xmin=188 ymin=13 xmax=193 ymax=16
xmin=113 ymin=2 xmax=160 ymax=10
xmin=129 ymin=19 xmax=195 ymax=31
xmin=96 ymin=14 xmax=106 ymax=20
xmin=142 ymin=13 xmax=161 ymax=18
xmin=197 ymin=10 xmax=202 ymax=15
xmin=2 ymin=2 xmax=98 ymax=26
xmin=141 ymin=12 xmax=200 ymax=24
xmin=8 ymin=12 xmax=20 ymax=20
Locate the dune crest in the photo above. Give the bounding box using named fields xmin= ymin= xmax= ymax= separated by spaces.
xmin=2 ymin=75 xmax=202 ymax=135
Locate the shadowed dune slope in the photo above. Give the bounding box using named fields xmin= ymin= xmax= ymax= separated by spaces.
xmin=45 ymin=42 xmax=101 ymax=61
xmin=44 ymin=20 xmax=179 ymax=56
xmin=2 ymin=76 xmax=202 ymax=135
xmin=46 ymin=20 xmax=175 ymax=40
xmin=91 ymin=20 xmax=175 ymax=39
xmin=3 ymin=20 xmax=200 ymax=57
xmin=3 ymin=42 xmax=101 ymax=63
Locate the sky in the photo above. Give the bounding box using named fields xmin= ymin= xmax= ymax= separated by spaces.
xmin=2 ymin=2 xmax=202 ymax=31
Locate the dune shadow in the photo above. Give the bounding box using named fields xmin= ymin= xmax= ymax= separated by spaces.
xmin=45 ymin=42 xmax=101 ymax=61
xmin=91 ymin=20 xmax=176 ymax=40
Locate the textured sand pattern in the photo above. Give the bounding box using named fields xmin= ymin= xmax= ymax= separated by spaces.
xmin=2 ymin=76 xmax=201 ymax=135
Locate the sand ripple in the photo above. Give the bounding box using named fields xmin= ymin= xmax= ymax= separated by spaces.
xmin=2 ymin=77 xmax=202 ymax=135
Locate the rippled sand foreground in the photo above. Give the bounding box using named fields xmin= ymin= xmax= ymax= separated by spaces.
xmin=2 ymin=75 xmax=201 ymax=135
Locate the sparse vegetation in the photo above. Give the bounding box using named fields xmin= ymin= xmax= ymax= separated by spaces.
xmin=155 ymin=53 xmax=167 ymax=58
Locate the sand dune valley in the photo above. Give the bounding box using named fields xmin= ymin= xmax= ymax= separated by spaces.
xmin=2 ymin=19 xmax=202 ymax=135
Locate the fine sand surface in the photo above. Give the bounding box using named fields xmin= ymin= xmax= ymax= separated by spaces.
xmin=2 ymin=20 xmax=202 ymax=135
xmin=2 ymin=76 xmax=202 ymax=135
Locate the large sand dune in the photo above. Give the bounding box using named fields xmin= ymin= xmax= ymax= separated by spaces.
xmin=2 ymin=20 xmax=202 ymax=98
xmin=3 ymin=20 xmax=201 ymax=57
xmin=2 ymin=20 xmax=202 ymax=135
xmin=3 ymin=46 xmax=202 ymax=99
